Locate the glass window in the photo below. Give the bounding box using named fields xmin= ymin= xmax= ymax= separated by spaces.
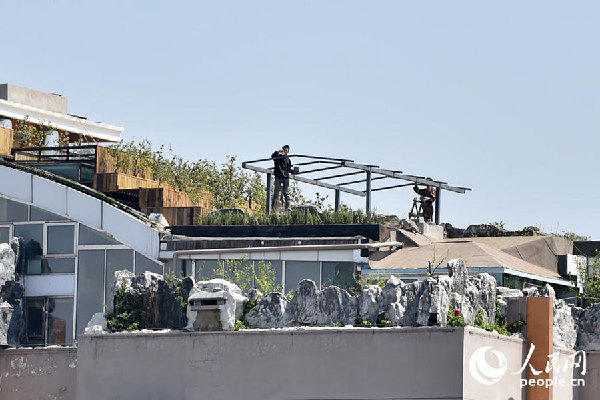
xmin=78 ymin=224 xmax=119 ymax=245
xmin=25 ymin=297 xmax=45 ymax=345
xmin=26 ymin=258 xmax=76 ymax=274
xmin=76 ymin=250 xmax=105 ymax=336
xmin=322 ymin=262 xmax=358 ymax=289
xmin=0 ymin=198 xmax=28 ymax=222
xmin=172 ymin=259 xmax=193 ymax=279
xmin=43 ymin=258 xmax=76 ymax=274
xmin=0 ymin=226 xmax=10 ymax=244
xmin=135 ymin=252 xmax=163 ymax=275
xmin=26 ymin=257 xmax=43 ymax=274
xmin=30 ymin=207 xmax=67 ymax=222
xmin=47 ymin=298 xmax=73 ymax=346
xmin=255 ymin=260 xmax=283 ymax=291
xmin=15 ymin=224 xmax=43 ymax=257
xmin=47 ymin=225 xmax=75 ymax=255
xmin=284 ymin=261 xmax=320 ymax=293
xmin=105 ymin=249 xmax=133 ymax=307
xmin=195 ymin=259 xmax=221 ymax=281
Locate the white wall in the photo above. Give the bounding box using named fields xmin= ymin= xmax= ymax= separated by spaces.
xmin=0 ymin=164 xmax=160 ymax=260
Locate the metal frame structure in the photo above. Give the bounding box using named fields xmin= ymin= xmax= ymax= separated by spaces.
xmin=242 ymin=154 xmax=471 ymax=224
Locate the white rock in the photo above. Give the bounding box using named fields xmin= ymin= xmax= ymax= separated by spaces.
xmin=0 ymin=243 xmax=16 ymax=289
xmin=84 ymin=312 xmax=107 ymax=335
xmin=185 ymin=279 xmax=247 ymax=331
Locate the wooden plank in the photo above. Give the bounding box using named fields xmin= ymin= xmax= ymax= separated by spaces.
xmin=141 ymin=207 xmax=207 ymax=225
xmin=0 ymin=127 xmax=13 ymax=156
xmin=139 ymin=187 xmax=196 ymax=208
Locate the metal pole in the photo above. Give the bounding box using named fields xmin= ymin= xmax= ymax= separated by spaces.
xmin=266 ymin=173 xmax=272 ymax=215
xmin=434 ymin=185 xmax=441 ymax=225
xmin=365 ymin=171 xmax=372 ymax=213
xmin=334 ymin=189 xmax=340 ymax=212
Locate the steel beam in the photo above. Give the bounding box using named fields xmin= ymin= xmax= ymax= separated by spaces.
xmin=314 ymin=170 xmax=364 ymax=181
xmin=365 ymin=170 xmax=372 ymax=212
xmin=266 ymin=173 xmax=272 ymax=215
xmin=370 ymin=182 xmax=415 ymax=192
xmin=435 ymin=184 xmax=441 ymax=225
xmin=338 ymin=175 xmax=387 ymax=186
xmin=296 ymin=165 xmax=343 ymax=175
xmin=342 ymin=162 xmax=470 ymax=194
xmin=244 ymin=164 xmax=366 ymax=197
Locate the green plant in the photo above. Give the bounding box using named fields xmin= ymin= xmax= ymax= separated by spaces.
xmin=209 ymin=257 xmax=281 ymax=295
xmin=13 ymin=117 xmax=54 ymax=146
xmin=574 ymin=251 xmax=600 ymax=306
xmin=333 ymin=321 xmax=344 ymax=327
xmin=490 ymin=220 xmax=505 ymax=230
xmin=243 ymin=299 xmax=258 ymax=316
xmin=108 ymin=139 xmax=267 ymax=212
xmin=164 ymin=270 xmax=176 ymax=283
xmin=376 ymin=312 xmax=392 ymax=327
xmin=234 ymin=318 xmax=250 ymax=331
xmin=506 ymin=319 xmax=525 ymax=334
xmin=447 ymin=305 xmax=466 ymax=327
xmin=196 ymin=207 xmax=382 ymax=226
xmin=285 ymin=289 xmax=295 ymax=301
xmin=473 ymin=306 xmax=511 ymax=336
xmin=105 ymin=282 xmax=143 ymax=331
xmin=255 ymin=261 xmax=282 ymax=294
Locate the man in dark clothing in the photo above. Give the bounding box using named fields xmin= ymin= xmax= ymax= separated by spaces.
xmin=413 ymin=179 xmax=436 ymax=223
xmin=271 ymin=145 xmax=294 ymax=211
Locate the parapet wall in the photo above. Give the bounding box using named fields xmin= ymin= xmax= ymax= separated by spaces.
xmin=0 ymin=347 xmax=77 ymax=400
xmin=77 ymin=327 xmax=527 ymax=400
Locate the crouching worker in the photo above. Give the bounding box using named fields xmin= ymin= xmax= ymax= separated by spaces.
xmin=413 ymin=179 xmax=436 ymax=223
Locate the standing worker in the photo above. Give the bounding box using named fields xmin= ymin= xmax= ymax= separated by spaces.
xmin=271 ymin=145 xmax=294 ymax=211
xmin=413 ymin=178 xmax=436 ymax=223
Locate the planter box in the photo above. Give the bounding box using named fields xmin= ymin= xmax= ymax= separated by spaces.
xmin=171 ymin=223 xmax=393 ymax=242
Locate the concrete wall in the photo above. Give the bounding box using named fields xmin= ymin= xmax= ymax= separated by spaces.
xmin=0 ymin=347 xmax=76 ymax=400
xmin=77 ymin=327 xmax=544 ymax=400
xmin=578 ymin=351 xmax=600 ymax=400
xmin=78 ymin=327 xmax=466 ymax=400
xmin=0 ymin=84 xmax=67 ymax=114
xmin=462 ymin=328 xmax=526 ymax=400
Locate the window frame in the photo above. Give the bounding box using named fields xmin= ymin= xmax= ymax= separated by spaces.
xmin=44 ymin=222 xmax=77 ymax=257
xmin=24 ymin=295 xmax=75 ymax=347
xmin=0 ymin=224 xmax=12 ymax=244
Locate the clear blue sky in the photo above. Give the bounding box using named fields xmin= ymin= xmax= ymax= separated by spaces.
xmin=1 ymin=1 xmax=598 ymax=239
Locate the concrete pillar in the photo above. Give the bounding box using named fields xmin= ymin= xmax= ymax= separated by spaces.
xmin=526 ymin=296 xmax=553 ymax=400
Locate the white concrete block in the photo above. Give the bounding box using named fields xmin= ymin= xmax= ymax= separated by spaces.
xmin=24 ymin=274 xmax=75 ymax=296
xmin=0 ymin=165 xmax=32 ymax=203
xmin=32 ymin=175 xmax=67 ymax=215
xmin=66 ymin=189 xmax=101 ymax=229
xmin=102 ymin=204 xmax=159 ymax=259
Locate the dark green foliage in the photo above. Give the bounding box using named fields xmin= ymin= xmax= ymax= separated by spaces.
xmin=108 ymin=140 xmax=266 ymax=211
xmin=234 ymin=319 xmax=250 ymax=331
xmin=197 ymin=207 xmax=382 ymax=226
xmin=244 ymin=299 xmax=258 ymax=316
xmin=376 ymin=312 xmax=392 ymax=327
xmin=506 ymin=319 xmax=525 ymax=334
xmin=105 ymin=283 xmax=143 ymax=331
xmin=447 ymin=305 xmax=466 ymax=327
xmin=473 ymin=306 xmax=510 ymax=336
